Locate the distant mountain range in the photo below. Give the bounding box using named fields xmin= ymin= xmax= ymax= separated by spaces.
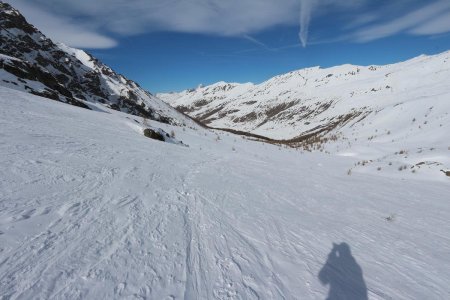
xmin=159 ymin=51 xmax=450 ymax=147
xmin=0 ymin=1 xmax=190 ymax=126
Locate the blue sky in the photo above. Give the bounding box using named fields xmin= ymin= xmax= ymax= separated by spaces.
xmin=8 ymin=0 xmax=450 ymax=92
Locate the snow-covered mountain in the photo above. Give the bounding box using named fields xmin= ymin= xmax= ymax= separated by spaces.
xmin=0 ymin=2 xmax=192 ymax=126
xmin=159 ymin=51 xmax=450 ymax=143
xmin=1 ymin=2 xmax=449 ymax=298
xmin=1 ymin=85 xmax=450 ymax=299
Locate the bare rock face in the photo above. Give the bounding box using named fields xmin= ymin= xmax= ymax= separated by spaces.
xmin=143 ymin=128 xmax=166 ymax=142
xmin=0 ymin=2 xmax=183 ymax=125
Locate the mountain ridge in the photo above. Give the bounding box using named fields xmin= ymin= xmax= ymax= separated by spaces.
xmin=158 ymin=50 xmax=450 ymax=145
xmin=0 ymin=1 xmax=192 ymax=126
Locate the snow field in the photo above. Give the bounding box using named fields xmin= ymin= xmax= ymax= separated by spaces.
xmin=0 ymin=87 xmax=449 ymax=299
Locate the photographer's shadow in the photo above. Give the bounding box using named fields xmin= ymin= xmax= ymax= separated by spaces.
xmin=318 ymin=242 xmax=368 ymax=300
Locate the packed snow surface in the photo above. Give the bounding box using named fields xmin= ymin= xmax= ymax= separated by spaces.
xmin=1 ymin=86 xmax=449 ymax=299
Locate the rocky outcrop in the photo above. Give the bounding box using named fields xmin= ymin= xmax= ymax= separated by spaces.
xmin=0 ymin=2 xmax=186 ymax=125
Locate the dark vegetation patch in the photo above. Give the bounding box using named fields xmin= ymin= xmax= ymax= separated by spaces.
xmin=203 ymin=111 xmax=364 ymax=151
xmin=257 ymin=101 xmax=299 ymax=127
xmin=233 ymin=112 xmax=258 ymax=123
xmin=212 ymin=128 xmax=274 ymax=141
xmin=197 ymin=106 xmax=225 ymax=124
xmin=265 ymin=101 xmax=298 ymax=119
xmin=176 ymin=105 xmax=196 ymax=114
xmin=350 ymin=111 xmax=371 ymax=127
xmin=218 ymin=109 xmax=239 ymax=118
xmin=194 ymin=99 xmax=209 ymax=107
xmin=298 ymin=100 xmax=334 ymax=120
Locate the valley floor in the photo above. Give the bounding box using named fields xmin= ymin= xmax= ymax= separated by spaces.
xmin=0 ymin=87 xmax=449 ymax=299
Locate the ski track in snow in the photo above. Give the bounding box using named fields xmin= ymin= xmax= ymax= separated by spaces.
xmin=0 ymin=87 xmax=450 ymax=299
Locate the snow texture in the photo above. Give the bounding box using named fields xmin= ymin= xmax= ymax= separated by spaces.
xmin=1 ymin=86 xmax=449 ymax=299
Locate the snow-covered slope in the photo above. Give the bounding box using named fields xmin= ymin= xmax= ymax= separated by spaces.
xmin=0 ymin=2 xmax=193 ymax=126
xmin=159 ymin=52 xmax=450 ymax=181
xmin=159 ymin=51 xmax=450 ymax=141
xmin=1 ymin=85 xmax=450 ymax=299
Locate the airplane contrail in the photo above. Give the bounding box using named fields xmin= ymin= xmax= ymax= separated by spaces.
xmin=299 ymin=0 xmax=315 ymax=47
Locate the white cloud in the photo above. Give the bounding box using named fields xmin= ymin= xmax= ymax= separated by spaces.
xmin=7 ymin=0 xmax=117 ymax=49
xmin=410 ymin=11 xmax=450 ymax=35
xmin=6 ymin=0 xmax=450 ymax=49
xmin=353 ymin=1 xmax=450 ymax=42
xmin=24 ymin=0 xmax=300 ymax=36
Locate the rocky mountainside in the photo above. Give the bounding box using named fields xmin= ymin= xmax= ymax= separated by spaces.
xmin=0 ymin=1 xmax=190 ymax=125
xmin=159 ymin=51 xmax=450 ymax=143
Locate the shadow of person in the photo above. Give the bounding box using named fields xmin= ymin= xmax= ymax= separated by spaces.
xmin=318 ymin=242 xmax=368 ymax=300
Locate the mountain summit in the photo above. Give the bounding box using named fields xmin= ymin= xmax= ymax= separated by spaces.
xmin=0 ymin=1 xmax=189 ymax=125
xmin=159 ymin=52 xmax=450 ymax=142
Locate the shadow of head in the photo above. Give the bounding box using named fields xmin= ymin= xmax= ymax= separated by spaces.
xmin=318 ymin=242 xmax=368 ymax=300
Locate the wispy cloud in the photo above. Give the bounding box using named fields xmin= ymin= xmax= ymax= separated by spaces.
xmin=410 ymin=11 xmax=450 ymax=35
xmin=353 ymin=1 xmax=450 ymax=42
xmin=6 ymin=0 xmax=450 ymax=49
xmin=8 ymin=0 xmax=117 ymax=49
xmin=242 ymin=35 xmax=273 ymax=51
